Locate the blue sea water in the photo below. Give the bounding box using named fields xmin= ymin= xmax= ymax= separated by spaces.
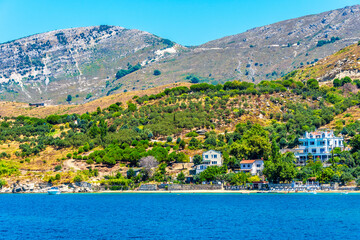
xmin=0 ymin=193 xmax=359 ymax=240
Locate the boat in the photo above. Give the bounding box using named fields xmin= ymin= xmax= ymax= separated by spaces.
xmin=48 ymin=187 xmax=61 ymax=195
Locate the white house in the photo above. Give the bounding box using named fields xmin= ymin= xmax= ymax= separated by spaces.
xmin=295 ymin=130 xmax=344 ymax=165
xmin=238 ymin=159 xmax=264 ymax=175
xmin=195 ymin=150 xmax=222 ymax=175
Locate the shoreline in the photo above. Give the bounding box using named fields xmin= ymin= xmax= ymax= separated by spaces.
xmin=2 ymin=190 xmax=359 ymax=194
xmin=98 ymin=190 xmax=360 ymax=194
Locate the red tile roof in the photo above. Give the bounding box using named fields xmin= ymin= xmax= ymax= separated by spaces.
xmin=240 ymin=160 xmax=256 ymax=164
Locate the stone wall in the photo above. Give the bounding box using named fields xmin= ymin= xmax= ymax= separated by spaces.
xmin=168 ymin=184 xmax=222 ymax=191
xmin=138 ymin=184 xmax=158 ymax=191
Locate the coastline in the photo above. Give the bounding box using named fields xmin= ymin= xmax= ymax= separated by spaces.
xmin=98 ymin=190 xmax=360 ymax=194
xmin=1 ymin=189 xmax=355 ymax=194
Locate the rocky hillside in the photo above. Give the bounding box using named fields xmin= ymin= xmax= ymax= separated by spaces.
xmin=124 ymin=5 xmax=360 ymax=88
xmin=0 ymin=25 xmax=179 ymax=103
xmin=286 ymin=42 xmax=360 ymax=81
xmin=1 ymin=5 xmax=360 ymax=104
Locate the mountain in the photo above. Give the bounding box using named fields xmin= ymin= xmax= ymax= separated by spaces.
xmin=0 ymin=25 xmax=180 ymax=103
xmin=123 ymin=5 xmax=360 ymax=88
xmin=1 ymin=5 xmax=360 ymax=104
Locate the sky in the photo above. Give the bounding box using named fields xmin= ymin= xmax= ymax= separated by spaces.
xmin=0 ymin=0 xmax=359 ymax=46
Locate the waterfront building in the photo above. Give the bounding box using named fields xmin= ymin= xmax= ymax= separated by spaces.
xmin=295 ymin=130 xmax=344 ymax=165
xmin=238 ymin=159 xmax=264 ymax=175
xmin=195 ymin=150 xmax=222 ymax=174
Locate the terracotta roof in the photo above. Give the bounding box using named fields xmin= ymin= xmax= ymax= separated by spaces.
xmin=240 ymin=160 xmax=256 ymax=164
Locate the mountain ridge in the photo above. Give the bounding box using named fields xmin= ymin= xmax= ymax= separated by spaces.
xmin=1 ymin=5 xmax=360 ymax=103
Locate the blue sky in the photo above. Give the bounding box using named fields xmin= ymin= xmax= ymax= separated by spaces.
xmin=0 ymin=0 xmax=359 ymax=45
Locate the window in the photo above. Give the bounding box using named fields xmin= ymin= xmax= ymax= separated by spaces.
xmin=247 ymin=164 xmax=250 ymax=167
xmin=310 ymin=141 xmax=315 ymax=145
xmin=304 ymin=142 xmax=308 ymax=146
xmin=312 ymin=149 xmax=316 ymax=153
xmin=256 ymin=164 xmax=261 ymax=168
xmin=242 ymin=164 xmax=246 ymax=168
xmin=211 ymin=161 xmax=217 ymax=165
xmin=205 ymin=155 xmax=208 ymax=158
xmin=213 ymin=155 xmax=217 ymax=158
xmin=304 ymin=149 xmax=308 ymax=153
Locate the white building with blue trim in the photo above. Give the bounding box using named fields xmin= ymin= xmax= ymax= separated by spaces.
xmin=195 ymin=150 xmax=222 ymax=175
xmin=295 ymin=130 xmax=344 ymax=165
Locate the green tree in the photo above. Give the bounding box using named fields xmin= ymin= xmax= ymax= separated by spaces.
xmin=193 ymin=154 xmax=202 ymax=165
xmin=230 ymin=124 xmax=271 ymax=160
xmin=0 ymin=179 xmax=6 ymax=188
xmin=340 ymin=172 xmax=354 ymax=185
xmin=66 ymin=95 xmax=72 ymax=103
xmin=333 ymin=78 xmax=341 ymax=87
xmin=199 ymin=166 xmax=227 ymax=182
xmin=73 ymin=175 xmax=83 ymax=183
xmin=188 ymin=137 xmax=200 ymax=149
xmin=127 ymin=169 xmax=136 ymax=179
xmin=270 ymin=138 xmax=281 ymax=163
xmin=177 ymin=171 xmax=185 ymax=182
xmin=153 ymin=69 xmax=161 ymax=76
xmin=307 ymin=79 xmax=319 ymax=89
xmin=350 ymin=135 xmax=360 ymax=153
xmin=179 ymin=140 xmax=186 ymax=150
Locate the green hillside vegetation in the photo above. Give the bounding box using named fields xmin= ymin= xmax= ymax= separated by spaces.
xmin=1 ymin=76 xmax=360 ymax=188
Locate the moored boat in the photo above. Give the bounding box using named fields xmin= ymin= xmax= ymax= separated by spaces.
xmin=48 ymin=187 xmax=61 ymax=195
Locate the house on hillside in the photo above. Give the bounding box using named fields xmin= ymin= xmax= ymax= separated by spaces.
xmin=295 ymin=130 xmax=344 ymax=165
xmin=238 ymin=159 xmax=264 ymax=176
xmin=195 ymin=150 xmax=222 ymax=175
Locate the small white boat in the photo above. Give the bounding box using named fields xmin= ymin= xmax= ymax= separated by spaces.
xmin=312 ymin=191 xmax=317 ymax=194
xmin=48 ymin=187 xmax=61 ymax=195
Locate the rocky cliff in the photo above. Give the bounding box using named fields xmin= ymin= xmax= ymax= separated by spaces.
xmin=0 ymin=25 xmax=178 ymax=103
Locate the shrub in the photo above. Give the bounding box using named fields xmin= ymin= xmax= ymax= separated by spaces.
xmin=73 ymin=175 xmax=83 ymax=183
xmin=86 ymin=159 xmax=94 ymax=164
xmin=177 ymin=171 xmax=185 ymax=182
xmin=0 ymin=179 xmax=7 ymax=188
xmin=153 ymin=70 xmax=161 ymax=76
xmin=54 ymin=165 xmax=62 ymax=171
xmin=185 ymin=131 xmax=199 ymax=137
xmin=190 ymin=77 xmax=200 ymax=83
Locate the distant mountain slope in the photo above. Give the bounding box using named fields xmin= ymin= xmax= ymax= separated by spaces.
xmin=118 ymin=5 xmax=360 ymax=91
xmin=285 ymin=42 xmax=360 ymax=81
xmin=0 ymin=25 xmax=179 ymax=103
xmin=1 ymin=5 xmax=360 ymax=104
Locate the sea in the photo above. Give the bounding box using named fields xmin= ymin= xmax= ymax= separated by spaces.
xmin=0 ymin=193 xmax=359 ymax=240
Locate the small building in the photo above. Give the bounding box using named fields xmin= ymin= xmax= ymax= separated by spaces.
xmin=196 ymin=129 xmax=207 ymax=135
xmin=238 ymin=159 xmax=264 ymax=175
xmin=195 ymin=150 xmax=222 ymax=175
xmin=295 ymin=130 xmax=344 ymax=165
